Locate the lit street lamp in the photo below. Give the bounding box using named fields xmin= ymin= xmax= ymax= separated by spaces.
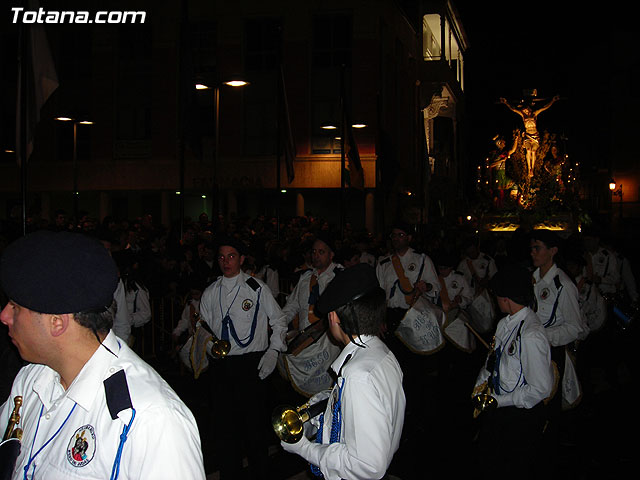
xmin=609 ymin=178 xmax=623 ymax=219
xmin=195 ymin=77 xmax=248 ymax=217
xmin=55 ymin=116 xmax=94 ymax=221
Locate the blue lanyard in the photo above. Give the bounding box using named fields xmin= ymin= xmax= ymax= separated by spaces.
xmin=24 ymin=402 xmax=77 ymax=480
xmin=492 ymin=320 xmax=524 ymax=394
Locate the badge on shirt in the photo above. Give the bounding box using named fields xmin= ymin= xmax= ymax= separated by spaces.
xmin=408 ymin=263 xmax=416 ymax=272
xmin=242 ymin=299 xmax=253 ymax=311
xmin=67 ymin=424 xmax=96 ymax=467
xmin=508 ymin=339 xmax=517 ymax=356
xmin=451 ymin=281 xmax=458 ymax=290
xmin=540 ymin=287 xmax=550 ymax=300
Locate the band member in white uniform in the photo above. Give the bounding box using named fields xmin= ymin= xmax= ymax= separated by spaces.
xmin=281 ymin=264 xmax=406 ymax=480
xmin=280 ymin=236 xmax=343 ymax=397
xmin=473 ymin=263 xmax=554 ymax=479
xmin=199 ymin=236 xmax=287 ymax=480
xmin=0 ymin=231 xmax=205 ymax=480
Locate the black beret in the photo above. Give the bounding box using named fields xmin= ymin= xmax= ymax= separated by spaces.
xmin=316 ymin=263 xmax=380 ymax=315
xmin=214 ymin=235 xmax=248 ymax=256
xmin=489 ymin=263 xmax=533 ymax=305
xmin=0 ymin=231 xmax=119 ymax=314
xmin=314 ymin=233 xmax=336 ymax=253
xmin=530 ymin=229 xmax=561 ymax=249
xmin=390 ymin=221 xmax=412 ymax=235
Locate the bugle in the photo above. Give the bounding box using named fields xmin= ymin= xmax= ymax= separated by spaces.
xmin=1 ymin=396 xmax=23 ymax=480
xmin=272 ymin=398 xmax=329 ymax=444
xmin=471 ymin=337 xmax=498 ymax=418
xmin=195 ymin=313 xmax=231 ymax=358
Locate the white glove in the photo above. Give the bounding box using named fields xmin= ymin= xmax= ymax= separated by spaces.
xmin=281 ymin=433 xmax=310 ymax=455
xmin=258 ymin=349 xmax=279 ymax=379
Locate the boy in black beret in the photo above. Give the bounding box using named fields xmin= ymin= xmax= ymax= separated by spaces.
xmin=472 ymin=263 xmax=554 ymax=478
xmin=0 ymin=230 xmax=206 ymax=478
xmin=281 ymin=263 xmax=406 ymax=479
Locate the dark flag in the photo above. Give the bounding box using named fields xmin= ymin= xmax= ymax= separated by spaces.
xmin=15 ymin=0 xmax=59 ymax=167
xmin=279 ymin=65 xmax=296 ymax=183
xmin=340 ymin=75 xmax=364 ymax=190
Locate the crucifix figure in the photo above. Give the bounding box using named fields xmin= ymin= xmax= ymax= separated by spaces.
xmin=499 ymin=94 xmax=560 ymax=177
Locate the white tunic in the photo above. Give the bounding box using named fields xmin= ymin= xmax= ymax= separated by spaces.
xmin=292 ymin=336 xmax=405 ymax=480
xmin=533 ymin=264 xmax=586 ymax=346
xmin=199 ymin=271 xmax=287 ymax=355
xmin=587 ymin=247 xmax=619 ymax=295
xmin=475 ymin=307 xmax=553 ymax=409
xmin=457 ymin=253 xmax=498 ymax=297
xmin=0 ymin=331 xmax=205 ymax=480
xmin=376 ymin=248 xmax=439 ymax=308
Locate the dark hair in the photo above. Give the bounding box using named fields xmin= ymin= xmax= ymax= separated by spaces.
xmin=334 ymin=287 xmax=386 ymax=344
xmin=74 ymin=301 xmax=114 ymax=337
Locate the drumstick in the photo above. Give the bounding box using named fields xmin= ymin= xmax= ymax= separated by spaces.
xmin=464 ymin=321 xmax=490 ymax=349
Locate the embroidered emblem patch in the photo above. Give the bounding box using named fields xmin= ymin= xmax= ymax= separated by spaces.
xmin=541 ymin=287 xmax=550 ymax=300
xmin=508 ymin=340 xmax=517 ymax=356
xmin=67 ymin=424 xmax=96 ymax=467
xmin=242 ymin=299 xmax=253 ymax=311
xmin=408 ymin=263 xmax=416 ymax=272
xmin=451 ymin=281 xmax=458 ymax=290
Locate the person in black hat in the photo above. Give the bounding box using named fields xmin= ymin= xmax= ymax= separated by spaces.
xmin=0 ymin=230 xmax=206 ymax=479
xmin=281 ymin=263 xmax=406 ymax=479
xmin=198 ymin=234 xmax=287 ymax=479
xmin=472 ymin=263 xmax=554 ymax=478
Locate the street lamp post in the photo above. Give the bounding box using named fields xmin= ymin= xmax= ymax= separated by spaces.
xmin=196 ymin=78 xmax=248 ymax=221
xmin=55 ymin=117 xmax=94 ymax=223
xmin=609 ymin=179 xmax=623 ymax=220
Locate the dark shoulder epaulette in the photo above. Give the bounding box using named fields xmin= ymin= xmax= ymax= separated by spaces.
xmin=483 ymin=254 xmax=491 ymax=261
xmin=104 ymin=370 xmax=133 ymax=420
xmin=246 ymin=277 xmax=261 ymax=291
xmin=455 ymin=270 xmax=464 ymax=276
xmin=379 ymin=257 xmax=391 ymax=265
xmin=553 ymin=275 xmax=562 ymax=290
xmin=602 ymin=249 xmax=609 ymax=256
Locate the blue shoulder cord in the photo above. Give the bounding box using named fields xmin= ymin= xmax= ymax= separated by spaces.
xmin=309 ymin=381 xmax=344 ymax=478
xmin=543 ymin=276 xmax=563 ymax=328
xmin=23 ymin=403 xmax=77 ymax=480
xmin=491 ymin=320 xmax=525 ymax=394
xmin=219 ymin=282 xmax=262 ymax=347
xmin=110 ymin=408 xmax=136 ymax=480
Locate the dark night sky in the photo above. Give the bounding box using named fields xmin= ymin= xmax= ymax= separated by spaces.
xmin=454 ymin=1 xmax=616 ymax=164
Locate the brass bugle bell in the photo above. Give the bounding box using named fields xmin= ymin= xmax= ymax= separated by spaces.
xmin=194 ymin=313 xmax=231 ymax=358
xmin=472 ymin=384 xmax=497 ymax=418
xmin=272 ymin=398 xmax=329 ymax=444
xmin=2 ymin=396 xmax=23 ymax=442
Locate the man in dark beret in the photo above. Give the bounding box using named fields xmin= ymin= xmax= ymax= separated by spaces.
xmin=472 ymin=263 xmax=554 ymax=477
xmin=281 ymin=263 xmax=406 ymax=479
xmin=0 ymin=230 xmax=206 ymax=479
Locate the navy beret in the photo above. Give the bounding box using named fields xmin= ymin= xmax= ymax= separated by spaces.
xmin=316 ymin=263 xmax=381 ymax=315
xmin=489 ymin=263 xmax=533 ymax=305
xmin=215 ymin=235 xmax=248 ymax=256
xmin=0 ymin=230 xmax=118 ymax=314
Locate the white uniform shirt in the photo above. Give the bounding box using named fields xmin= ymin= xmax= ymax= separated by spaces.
xmin=0 ymin=331 xmax=205 ymax=480
xmin=376 ymin=248 xmax=439 ymax=308
xmin=255 ymin=265 xmax=280 ymax=299
xmin=294 ymin=336 xmax=405 ymax=480
xmin=440 ymin=270 xmax=473 ymax=309
xmin=533 ymin=264 xmax=586 ymax=346
xmin=173 ymin=298 xmax=200 ymax=337
xmin=475 ymin=307 xmax=553 ymax=409
xmin=124 ymin=282 xmax=151 ymax=328
xmin=111 ymin=279 xmax=130 ymax=342
xmin=282 ymin=263 xmax=341 ymax=329
xmin=587 ymin=247 xmax=619 ymax=295
xmin=199 ymin=272 xmax=287 ymax=355
xmin=457 ymin=253 xmax=498 ymax=296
